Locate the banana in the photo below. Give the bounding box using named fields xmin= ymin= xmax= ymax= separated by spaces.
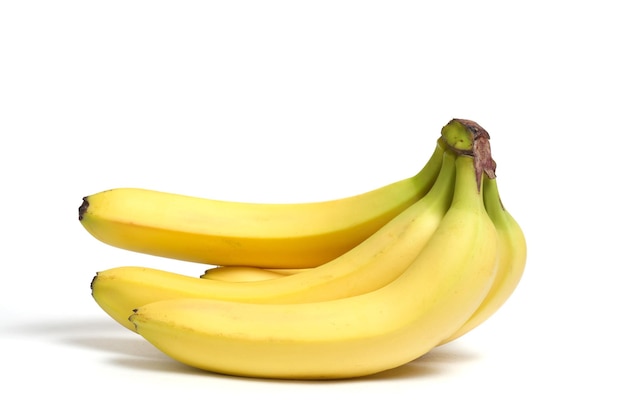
xmin=199 ymin=266 xmax=287 ymax=282
xmin=439 ymin=176 xmax=526 ymax=344
xmin=92 ymin=149 xmax=457 ymax=330
xmin=78 ymin=142 xmax=445 ymax=268
xmin=199 ymin=266 xmax=312 ymax=282
xmin=128 ymin=154 xmax=499 ymax=379
xmin=259 ymin=268 xmax=311 ymax=276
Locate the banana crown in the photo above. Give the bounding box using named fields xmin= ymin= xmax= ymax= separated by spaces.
xmin=441 ymin=119 xmax=475 ymax=151
xmin=441 ymin=118 xmax=497 ymax=191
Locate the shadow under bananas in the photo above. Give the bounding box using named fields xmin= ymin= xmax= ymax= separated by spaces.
xmin=7 ymin=317 xmax=482 ymax=381
xmin=340 ymin=345 xmax=483 ymax=383
xmin=4 ymin=316 xmax=207 ymax=376
xmin=108 ymin=340 xmax=482 ymax=383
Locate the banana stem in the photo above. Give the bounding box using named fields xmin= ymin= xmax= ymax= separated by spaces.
xmin=440 ymin=118 xmax=497 ymax=191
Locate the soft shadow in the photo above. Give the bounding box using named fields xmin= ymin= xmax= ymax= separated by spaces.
xmin=6 ymin=317 xmax=126 ymax=336
xmin=6 ymin=317 xmax=481 ymax=382
xmin=78 ymin=333 xmax=480 ymax=383
xmin=5 ymin=316 xmax=157 ymax=359
xmin=99 ymin=341 xmax=482 ymax=384
xmin=107 ymin=355 xmax=215 ymax=377
xmin=300 ymin=343 xmax=483 ymax=384
xmin=359 ymin=344 xmax=483 ymax=381
xmin=62 ymin=335 xmax=158 ymax=358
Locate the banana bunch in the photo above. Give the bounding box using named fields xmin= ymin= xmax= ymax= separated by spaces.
xmin=79 ymin=118 xmax=526 ymax=379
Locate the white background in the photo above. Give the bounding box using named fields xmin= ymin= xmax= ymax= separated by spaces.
xmin=1 ymin=1 xmax=624 ymax=415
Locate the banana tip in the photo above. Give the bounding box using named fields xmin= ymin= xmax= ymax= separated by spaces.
xmin=90 ymin=272 xmax=99 ymax=292
xmin=128 ymin=310 xmax=140 ymax=331
xmin=78 ymin=197 xmax=89 ymax=221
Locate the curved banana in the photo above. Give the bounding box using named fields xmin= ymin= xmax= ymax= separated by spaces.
xmin=439 ymin=176 xmax=526 ymax=344
xmin=263 ymin=268 xmax=311 ymax=276
xmin=200 ymin=266 xmax=287 ymax=282
xmin=78 ymin=142 xmax=445 ymax=268
xmin=128 ymin=154 xmax=500 ymax=379
xmin=92 ymin=150 xmax=457 ymax=331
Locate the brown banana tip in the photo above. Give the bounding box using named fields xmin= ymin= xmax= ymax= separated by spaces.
xmin=78 ymin=197 xmax=89 ymax=221
xmin=452 ymin=118 xmax=490 ymax=141
xmin=90 ymin=273 xmax=99 ymax=291
xmin=129 ymin=310 xmax=140 ymax=330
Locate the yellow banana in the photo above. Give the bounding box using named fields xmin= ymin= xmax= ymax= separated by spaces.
xmin=129 ymin=154 xmax=499 ymax=379
xmin=259 ymin=268 xmax=311 ymax=276
xmin=199 ymin=266 xmax=287 ymax=282
xmin=439 ymin=176 xmax=526 ymax=344
xmin=78 ymin=142 xmax=445 ymax=268
xmin=92 ymin=149 xmax=457 ymax=330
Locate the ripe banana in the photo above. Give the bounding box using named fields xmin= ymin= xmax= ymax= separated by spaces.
xmin=78 ymin=141 xmax=445 ymax=268
xmin=92 ymin=149 xmax=457 ymax=330
xmin=199 ymin=266 xmax=311 ymax=281
xmin=199 ymin=266 xmax=287 ymax=282
xmin=439 ymin=176 xmax=526 ymax=344
xmin=128 ymin=154 xmax=499 ymax=379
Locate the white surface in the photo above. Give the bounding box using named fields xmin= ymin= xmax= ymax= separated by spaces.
xmin=1 ymin=1 xmax=624 ymax=415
